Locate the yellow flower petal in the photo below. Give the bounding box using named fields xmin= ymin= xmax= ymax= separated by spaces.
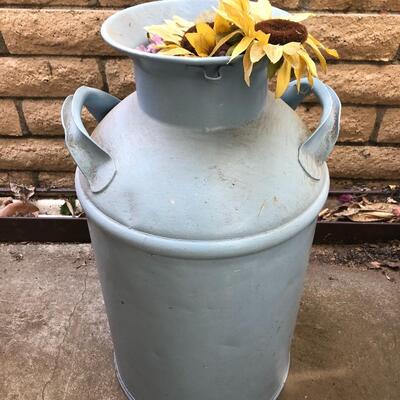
xmin=284 ymin=52 xmax=301 ymax=70
xmin=254 ymin=30 xmax=270 ymax=44
xmin=293 ymin=57 xmax=306 ymax=91
xmin=196 ymin=22 xmax=216 ymax=47
xmin=230 ymin=35 xmax=254 ymax=60
xmin=210 ymin=29 xmax=241 ymax=56
xmin=159 ymin=46 xmax=194 ymax=56
xmin=282 ymin=42 xmax=301 ymax=56
xmin=284 ymin=53 xmax=303 ymax=91
xmin=325 ymin=48 xmax=339 ymax=58
xmin=308 ymin=34 xmax=339 ymax=59
xmin=186 ymin=32 xmax=211 ymax=57
xmin=218 ymin=0 xmax=254 ymax=36
xmin=305 ymin=37 xmax=327 ymax=73
xmin=276 ymin=58 xmax=292 ymax=98
xmin=214 ymin=10 xmax=232 ymax=34
xmin=264 ymin=44 xmax=283 ymax=64
xmin=250 ymin=41 xmax=266 ymax=63
xmin=243 ymin=44 xmax=254 ymax=86
xmin=298 ymin=49 xmax=317 ymax=77
xmin=307 ymin=69 xmax=314 ymax=86
xmin=172 ymin=16 xmax=194 ymax=30
xmin=145 ymin=25 xmax=182 ymax=44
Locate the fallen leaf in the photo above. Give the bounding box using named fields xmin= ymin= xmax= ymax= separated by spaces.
xmin=0 ymin=200 xmax=39 ymax=217
xmin=1 ymin=197 xmax=13 ymax=207
xmin=361 ymin=196 xmax=372 ymax=205
xmin=319 ymin=208 xmax=330 ymax=218
xmin=322 ymin=197 xmax=400 ymax=222
xmin=368 ymin=261 xmax=382 ymax=270
xmin=334 ymin=207 xmax=362 ymax=218
xmin=348 ymin=211 xmax=394 ymax=223
xmin=10 ymin=183 xmax=35 ymax=202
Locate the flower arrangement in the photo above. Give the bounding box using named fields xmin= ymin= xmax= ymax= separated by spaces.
xmin=139 ymin=0 xmax=338 ymax=97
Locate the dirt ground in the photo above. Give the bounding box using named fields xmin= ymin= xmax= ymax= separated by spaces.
xmin=0 ymin=243 xmax=399 ymax=400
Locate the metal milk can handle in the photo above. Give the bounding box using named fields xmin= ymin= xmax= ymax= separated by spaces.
xmin=61 ymin=86 xmax=120 ymax=193
xmin=281 ymin=78 xmax=341 ymax=180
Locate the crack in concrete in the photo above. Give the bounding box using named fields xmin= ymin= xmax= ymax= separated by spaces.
xmin=41 ymin=265 xmax=89 ymax=400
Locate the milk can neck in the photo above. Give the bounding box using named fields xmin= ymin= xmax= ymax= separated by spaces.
xmin=133 ymin=57 xmax=268 ymax=129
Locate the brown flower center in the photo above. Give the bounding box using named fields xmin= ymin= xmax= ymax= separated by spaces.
xmin=255 ymin=19 xmax=308 ymax=45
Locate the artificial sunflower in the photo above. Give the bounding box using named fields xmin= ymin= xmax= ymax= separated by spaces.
xmin=141 ymin=0 xmax=339 ymax=97
xmin=215 ymin=0 xmax=338 ymax=96
xmin=211 ymin=0 xmax=271 ymax=85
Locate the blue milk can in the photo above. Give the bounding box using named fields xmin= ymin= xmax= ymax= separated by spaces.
xmin=62 ymin=1 xmax=341 ymax=399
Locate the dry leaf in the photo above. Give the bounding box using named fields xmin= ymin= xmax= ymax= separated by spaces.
xmin=319 ymin=208 xmax=330 ymax=218
xmin=10 ymin=183 xmax=35 ymax=201
xmin=0 ymin=200 xmax=39 ymax=217
xmin=348 ymin=211 xmax=394 ymax=223
xmin=319 ymin=197 xmax=400 ymax=223
xmin=1 ymin=197 xmax=13 ymax=207
xmin=361 ymin=196 xmax=372 ymax=205
xmin=368 ymin=261 xmax=382 ymax=270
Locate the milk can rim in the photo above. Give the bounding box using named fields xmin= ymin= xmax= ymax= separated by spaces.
xmin=100 ymin=1 xmax=288 ymax=66
xmin=101 ymin=5 xmax=231 ymax=66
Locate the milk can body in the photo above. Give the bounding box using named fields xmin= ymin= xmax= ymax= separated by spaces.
xmin=62 ymin=1 xmax=341 ymax=399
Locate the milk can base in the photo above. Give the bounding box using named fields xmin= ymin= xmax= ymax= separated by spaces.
xmin=114 ymin=353 xmax=290 ymax=400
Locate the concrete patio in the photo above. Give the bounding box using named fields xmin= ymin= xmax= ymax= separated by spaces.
xmin=0 ymin=243 xmax=399 ymax=400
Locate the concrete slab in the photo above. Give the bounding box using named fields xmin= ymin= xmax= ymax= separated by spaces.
xmin=0 ymin=243 xmax=399 ymax=400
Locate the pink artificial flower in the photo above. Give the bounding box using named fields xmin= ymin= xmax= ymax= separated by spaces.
xmin=136 ymin=34 xmax=164 ymax=53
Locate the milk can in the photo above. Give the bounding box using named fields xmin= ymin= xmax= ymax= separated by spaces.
xmin=62 ymin=1 xmax=341 ymax=399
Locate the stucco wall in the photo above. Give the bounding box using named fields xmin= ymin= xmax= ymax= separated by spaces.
xmin=0 ymin=0 xmax=399 ymax=188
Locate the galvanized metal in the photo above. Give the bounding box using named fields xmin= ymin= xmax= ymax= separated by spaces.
xmin=61 ymin=0 xmax=341 ymax=399
xmin=100 ymin=0 xmax=288 ymax=129
xmin=62 ymin=88 xmax=120 ymax=193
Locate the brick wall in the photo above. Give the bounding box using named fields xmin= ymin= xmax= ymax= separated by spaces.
xmin=0 ymin=0 xmax=399 ymax=188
